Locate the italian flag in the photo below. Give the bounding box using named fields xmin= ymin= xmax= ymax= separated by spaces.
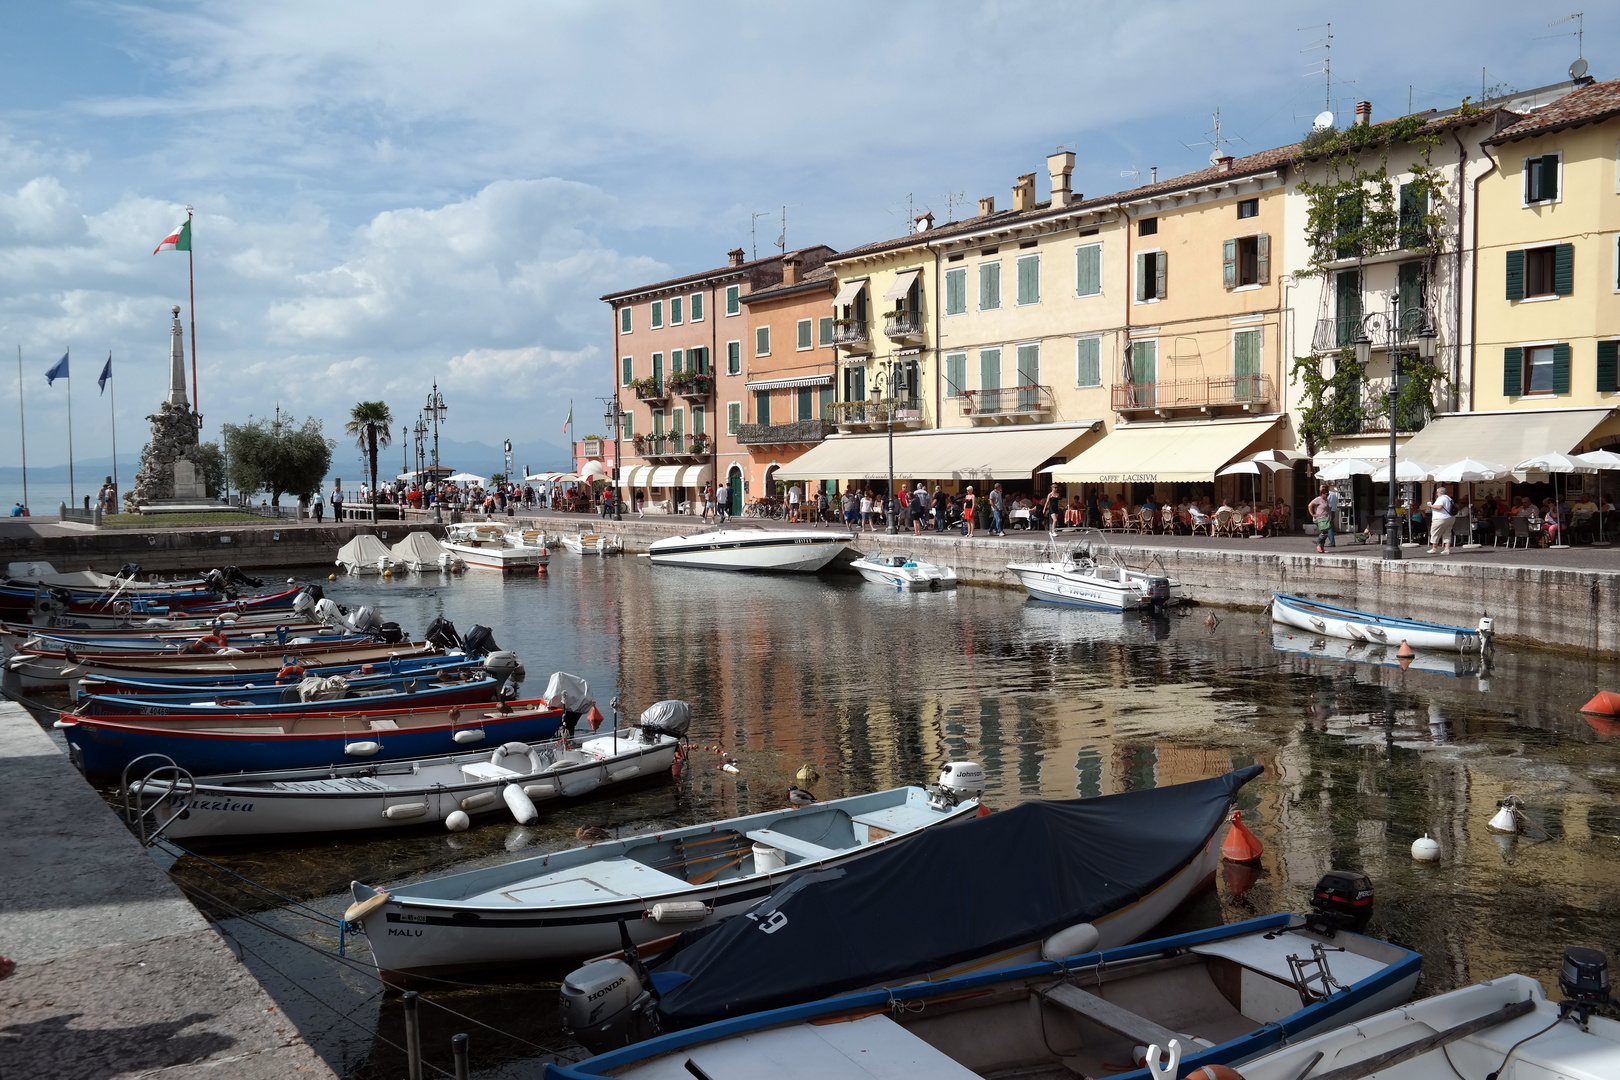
xmin=153 ymin=218 xmax=191 ymax=253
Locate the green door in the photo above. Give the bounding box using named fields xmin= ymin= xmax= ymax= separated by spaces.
xmin=729 ymin=474 xmax=743 ymax=516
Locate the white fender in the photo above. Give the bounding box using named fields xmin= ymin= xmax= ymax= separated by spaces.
xmin=1041 ymin=921 xmax=1100 ymax=961
xmin=503 ymin=782 xmax=539 ymax=825
xmin=383 ymin=802 xmax=429 ymax=820
xmin=452 ymin=728 xmax=486 ymax=745
xmin=460 ymin=791 xmax=498 ymax=811
xmin=344 ymin=741 xmax=382 ymax=757
xmin=444 ymin=810 xmax=471 ymax=832
xmin=1144 ymin=1040 xmax=1182 ymax=1080
xmin=524 ymin=781 xmax=559 ymax=799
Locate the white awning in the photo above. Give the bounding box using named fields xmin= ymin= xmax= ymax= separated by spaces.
xmin=1045 ymin=416 xmax=1285 ymax=483
xmin=649 ymin=465 xmax=684 ymax=488
xmin=773 ymin=423 xmax=1102 ymax=482
xmin=831 ymin=279 xmax=866 ymax=309
xmin=883 ymin=269 xmax=921 ymax=301
xmin=679 ymin=464 xmax=714 ymax=487
xmin=617 ymin=465 xmax=650 ymax=489
xmin=745 ymin=374 xmax=833 ymax=391
xmin=1395 ymin=408 xmax=1614 ymax=466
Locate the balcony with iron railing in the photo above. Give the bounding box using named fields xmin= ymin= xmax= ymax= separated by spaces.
xmin=826 ymin=397 xmax=925 ymax=431
xmin=831 ymin=319 xmax=871 ymax=351
xmin=633 ymin=433 xmax=711 ymax=462
xmin=1313 ymin=307 xmax=1429 ymax=354
xmin=1110 ymin=374 xmax=1274 ymax=414
xmin=959 ymin=385 xmax=1055 ymax=424
xmin=632 ymin=379 xmax=669 ymax=405
xmin=883 ymin=310 xmax=924 ymax=341
xmin=666 ymin=372 xmax=714 ymax=401
xmin=736 ymin=419 xmax=833 ymax=447
xmin=1328 ymin=377 xmax=1429 ymax=436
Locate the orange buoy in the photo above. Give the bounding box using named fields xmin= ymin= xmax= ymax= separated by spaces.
xmin=671 ymin=747 xmax=684 ymax=778
xmin=1222 ymin=859 xmax=1258 ymax=901
xmin=1396 ymin=640 xmax=1415 ymax=659
xmin=1398 ymin=656 xmax=1413 ymax=672
xmin=585 ymin=705 xmax=605 ymax=731
xmin=1580 ymin=691 xmax=1620 ymax=716
xmin=1221 ymin=809 xmax=1263 ymax=863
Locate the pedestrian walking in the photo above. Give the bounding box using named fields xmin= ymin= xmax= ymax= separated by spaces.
xmin=312 ymin=489 xmax=324 ymax=523
xmin=1424 ymin=484 xmax=1455 ymax=555
xmin=989 ymin=483 xmax=1005 ymax=536
xmin=1043 ymin=487 xmax=1062 ymax=533
xmin=911 ymin=483 xmax=928 ymax=536
xmin=933 ymin=485 xmax=947 ymax=532
xmin=1308 ymin=484 xmax=1333 ymax=554
xmin=330 ymin=481 xmax=344 ymax=521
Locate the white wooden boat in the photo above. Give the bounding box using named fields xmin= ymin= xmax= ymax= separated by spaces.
xmin=555 ymin=908 xmax=1421 ymax=1077
xmin=442 ymin=524 xmax=549 ymax=572
xmin=336 ymin=535 xmax=397 ymax=576
xmin=389 ymin=531 xmax=464 ymax=572
xmin=849 ymin=549 xmax=958 ymax=591
xmin=561 ymin=530 xmax=624 ymax=556
xmin=648 ymin=527 xmax=852 ymax=573
xmin=132 ymin=724 xmax=681 ymax=841
xmin=1270 ymin=625 xmax=1491 ymax=680
xmin=346 ymin=762 xmax=987 ymax=985
xmin=1272 ymin=593 xmax=1493 ymax=654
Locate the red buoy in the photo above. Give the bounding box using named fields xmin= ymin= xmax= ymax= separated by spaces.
xmin=1580 ymin=691 xmax=1620 ymax=716
xmin=585 ymin=705 xmax=605 ymax=731
xmin=1221 ymin=809 xmax=1263 ymax=863
xmin=1396 ymin=640 xmax=1415 ymax=659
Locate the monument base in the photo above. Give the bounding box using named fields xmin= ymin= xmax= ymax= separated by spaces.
xmin=137 ymin=500 xmax=231 ymax=515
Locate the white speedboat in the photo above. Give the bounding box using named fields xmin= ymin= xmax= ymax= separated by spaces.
xmin=336 ymin=535 xmax=397 ymax=576
xmin=648 ymin=527 xmax=852 ymax=573
xmin=561 ymin=530 xmax=624 ymax=556
xmin=1007 ymin=530 xmax=1180 ymax=611
xmin=1272 ymin=593 xmax=1493 ymax=654
xmin=442 ymin=524 xmax=549 ymax=572
xmin=347 ymin=762 xmax=986 ymax=986
xmin=849 ymin=549 xmax=958 ymax=591
xmin=389 ymin=531 xmax=464 ymax=572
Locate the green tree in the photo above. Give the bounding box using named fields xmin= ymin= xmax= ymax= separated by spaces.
xmin=222 ymin=412 xmax=335 ymax=506
xmin=345 ymin=401 xmax=394 ymax=517
xmin=194 ymin=441 xmax=227 ymax=498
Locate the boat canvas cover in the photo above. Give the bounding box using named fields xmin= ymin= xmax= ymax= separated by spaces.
xmin=649 ymin=765 xmax=1261 ymax=1028
xmin=337 ymin=535 xmax=392 ymax=566
xmin=390 ymin=531 xmax=448 ymax=564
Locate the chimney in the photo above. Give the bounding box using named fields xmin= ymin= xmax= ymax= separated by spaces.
xmin=1013 ymin=172 xmax=1037 ymax=212
xmin=914 ymin=211 xmax=934 ymax=232
xmin=1354 ymin=101 xmax=1372 ymax=126
xmin=728 ymin=247 xmax=745 ymax=266
xmin=1047 ymin=151 xmax=1076 ymax=208
xmin=1215 ymin=155 xmax=1233 ymax=172
xmin=782 ymin=254 xmax=800 ymax=285
xmin=1150 ymin=166 xmax=1158 ymax=183
xmin=979 ymin=195 xmax=996 ymax=217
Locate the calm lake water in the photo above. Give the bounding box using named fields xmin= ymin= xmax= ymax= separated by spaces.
xmin=28 ymin=555 xmax=1620 ymax=1078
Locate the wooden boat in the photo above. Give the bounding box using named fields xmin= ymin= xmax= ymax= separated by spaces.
xmin=76 ymin=653 xmax=479 ymax=698
xmin=561 ymin=530 xmax=623 ymax=556
xmin=442 ymin=524 xmax=550 ymax=572
xmin=1272 ymin=593 xmax=1494 ymax=654
xmin=849 ymin=549 xmax=958 ymax=591
xmin=553 ymin=908 xmax=1420 ymax=1077
xmin=648 ymin=527 xmax=852 ymax=573
xmin=1007 ymin=531 xmax=1182 ymax=611
xmin=1269 ymin=625 xmax=1491 ymax=680
xmin=58 ymin=697 xmax=564 ymax=779
xmin=75 ymin=670 xmax=513 ymax=716
xmin=131 ymin=717 xmax=681 ymax=841
xmin=336 ymin=535 xmax=398 ymax=575
xmin=5 ymin=640 xmax=440 ymax=690
xmin=346 ymin=761 xmax=989 ymax=986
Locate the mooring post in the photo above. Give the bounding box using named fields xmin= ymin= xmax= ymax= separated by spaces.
xmin=403 ymin=990 xmax=423 ymax=1080
xmin=452 ymin=1033 xmax=470 ymax=1080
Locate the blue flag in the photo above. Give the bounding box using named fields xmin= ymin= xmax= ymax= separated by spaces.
xmin=45 ymin=352 xmax=68 ymax=385
xmin=99 ymin=354 xmax=112 ymax=396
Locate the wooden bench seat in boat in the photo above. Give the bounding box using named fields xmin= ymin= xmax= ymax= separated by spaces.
xmin=368 ymin=719 xmax=400 ymax=730
xmin=745 ymin=828 xmax=839 ymax=862
xmin=1040 ymin=983 xmax=1188 ymax=1049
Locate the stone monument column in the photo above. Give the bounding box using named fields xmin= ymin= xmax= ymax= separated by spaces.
xmin=166 ymin=305 xmax=189 ymax=409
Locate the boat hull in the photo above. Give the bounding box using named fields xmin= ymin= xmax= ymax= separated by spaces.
xmin=1272 ymin=592 xmax=1488 ymax=653
xmin=649 ymin=531 xmax=853 ymax=573
xmin=850 ymin=557 xmax=958 ymax=591
xmin=77 ymin=674 xmax=503 ymax=715
xmin=1006 ymin=562 xmax=1146 ymax=611
xmin=441 ymin=541 xmax=549 ymax=572
xmin=5 ymin=640 xmax=437 ymax=690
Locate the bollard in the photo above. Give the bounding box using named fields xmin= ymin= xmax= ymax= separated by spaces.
xmin=452 ymin=1033 xmax=470 ymax=1080
xmin=403 ymin=991 xmax=423 ymax=1080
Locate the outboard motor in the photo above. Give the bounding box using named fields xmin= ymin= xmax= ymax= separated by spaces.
xmin=1559 ymin=946 xmax=1610 ymax=1026
xmin=203 ymin=568 xmax=227 ymax=596
xmin=462 ymin=624 xmax=499 ymax=658
xmin=1305 ymin=870 xmax=1374 ymax=935
xmin=116 ymin=562 xmax=142 ymax=580
xmin=424 ymin=617 xmax=462 ymax=651
xmin=301 ymin=583 xmax=325 ymax=603
xmin=483 ymin=650 xmax=524 ymax=684
xmin=927 ymin=760 xmax=986 ymax=810
xmin=348 ymin=605 xmax=380 ymax=634
xmin=559 ymin=922 xmax=658 ymax=1054
xmin=543 ymin=671 xmax=592 ymax=733
xmin=639 ymin=700 xmax=692 ymax=742
xmin=374 ymin=621 xmax=405 ymax=644
xmin=1145 ymin=576 xmax=1172 ymax=610
xmin=314 ymin=597 xmax=347 ymax=628
xmin=292 ymin=590 xmax=317 ymax=619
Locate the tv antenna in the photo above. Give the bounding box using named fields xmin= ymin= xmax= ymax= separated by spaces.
xmin=1547 ymin=13 xmax=1585 ymax=59
xmin=1299 ymin=23 xmax=1333 ymax=115
xmin=1182 ymin=107 xmax=1244 ymax=163
xmin=750 ymin=211 xmax=769 ymax=260
xmin=942 ymin=189 xmax=966 ymax=222
xmin=1120 ymin=167 xmax=1140 ymax=181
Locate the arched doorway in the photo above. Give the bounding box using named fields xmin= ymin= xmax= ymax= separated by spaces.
xmin=727 ymin=465 xmax=743 ymax=517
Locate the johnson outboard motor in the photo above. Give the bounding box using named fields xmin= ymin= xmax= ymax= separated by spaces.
xmin=639 ymin=700 xmax=692 ymax=743
xmin=1305 ymin=870 xmax=1374 ymax=935
xmin=424 ymin=616 xmax=462 ymax=651
xmin=926 ymin=760 xmax=986 ymax=811
xmin=559 ymin=922 xmax=659 ymax=1054
xmin=462 ymin=624 xmax=499 ymax=658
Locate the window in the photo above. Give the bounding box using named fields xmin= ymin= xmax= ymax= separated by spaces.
xmin=690 ymin=346 xmax=709 ymax=374
xmin=1398 ymin=184 xmax=1426 ymax=250
xmin=1598 ymin=340 xmax=1619 ymax=393
xmin=690 ymin=292 xmax=704 ymax=321
xmin=1335 ymin=193 xmax=1364 ymax=259
xmin=671 ymin=407 xmax=685 ymax=436
xmin=755 ymin=326 xmax=770 ymax=356
xmin=621 ymin=412 xmax=633 ymax=439
xmin=651 ymin=352 xmax=664 ymax=386
xmin=797 ymin=386 xmax=813 ymax=421
xmin=1223 ymin=235 xmax=1269 ymax=289
xmin=1396 ymin=263 xmax=1425 ymax=334
xmin=619 ymin=306 xmax=632 ymax=334
xmin=651 ymin=300 xmax=663 ymax=328
xmin=1075 ymin=337 xmax=1101 ymax=387
xmin=1334 ymin=270 xmax=1361 ymax=347
xmin=818 ymin=385 xmax=833 ymax=418
xmin=1135 ymin=251 xmax=1167 ymax=301
xmin=1075 ymin=243 xmax=1101 ymax=297
xmin=818 ymin=316 xmax=833 ymax=346
xmin=1016 ymin=253 xmax=1040 ymax=305
xmin=1510 ymin=245 xmax=1573 ymax=299
xmin=1138 ymin=218 xmax=1158 ymax=237
xmin=755 ymin=390 xmax=771 ymax=426
xmin=1237 ymin=199 xmax=1258 ymax=220
xmin=979 ymin=347 xmax=1001 ymax=392
xmin=1015 ymin=343 xmax=1040 ymax=409
xmin=1505 ymin=344 xmax=1569 ymax=396
xmin=692 ymin=405 xmax=705 ymax=434
xmin=797 ymin=319 xmax=812 ymax=350
xmin=670 ymin=296 xmax=683 ymax=325
xmin=1233 ymin=329 xmax=1262 ymax=379
xmin=726 ymin=340 xmax=741 ymax=375
xmin=843 ymin=365 xmax=865 ymax=401
xmin=945 ymin=267 xmax=967 ymax=314
xmin=727 ymin=402 xmax=740 ymax=435
xmin=652 ymin=409 xmax=665 ymax=435
xmin=671 ymin=348 xmax=683 ymax=374
xmin=621 ymin=356 xmax=633 ymax=386
xmin=725 ymin=285 xmax=740 ymax=316
xmin=1129 ymin=340 xmax=1157 ymax=407
xmin=945 ymin=351 xmax=967 ymax=397
xmin=1525 ymin=153 xmax=1560 ymax=203
xmin=978 ymin=261 xmax=1001 ymax=310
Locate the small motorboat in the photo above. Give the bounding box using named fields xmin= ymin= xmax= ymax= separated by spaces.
xmin=129 ymin=683 xmax=684 ymax=841
xmin=1269 ymin=624 xmax=1491 ymax=680
xmin=849 ymin=549 xmax=958 ymax=591
xmin=74 ymin=666 xmax=517 ymax=716
xmin=442 ymin=524 xmax=550 ymax=572
xmin=1007 ymin=530 xmax=1182 ymax=611
xmin=648 ymin=526 xmax=852 ymax=573
xmin=336 ymin=534 xmax=397 ymax=576
xmin=556 ymin=895 xmax=1419 ymax=1075
xmin=76 ymin=653 xmax=479 ymax=698
xmin=6 ymin=639 xmax=440 ymax=689
xmin=1272 ymin=593 xmax=1493 ymax=654
xmin=561 ymin=529 xmax=624 ymax=556
xmin=346 ymin=761 xmax=988 ymax=986
xmin=389 ymin=531 xmax=464 ymax=572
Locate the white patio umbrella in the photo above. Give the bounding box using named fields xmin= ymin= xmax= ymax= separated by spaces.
xmin=1431 ymin=458 xmax=1513 ymax=483
xmin=1250 ymin=449 xmax=1309 ymax=466
xmin=1216 ymin=460 xmax=1265 ymax=507
xmin=1514 ymin=453 xmax=1597 ymax=548
xmin=579 ymin=460 xmax=609 ymax=480
xmin=447 ymin=473 xmax=487 ymax=485
xmin=1575 ymin=451 xmax=1620 ymax=544
xmin=1314 ymin=457 xmax=1380 ymax=481
xmin=1368 ymin=460 xmax=1435 ymax=484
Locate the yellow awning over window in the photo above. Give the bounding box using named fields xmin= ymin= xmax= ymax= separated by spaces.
xmin=773 ymin=423 xmax=1101 ymax=482
xmin=1045 ymin=416 xmax=1284 ymax=483
xmin=1394 ymin=408 xmax=1614 ymax=465
xmin=617 ymin=466 xmax=650 ymax=489
xmin=883 ymin=269 xmax=921 ymax=301
xmin=831 ymin=279 xmax=866 ymax=308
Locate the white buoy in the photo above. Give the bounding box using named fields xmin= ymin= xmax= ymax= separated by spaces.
xmin=452 ymin=728 xmax=487 ymax=745
xmin=1411 ymin=834 xmax=1441 ymax=861
xmin=444 ymin=810 xmax=470 ymax=832
xmin=344 ymin=741 xmax=382 ymax=757
xmin=503 ymin=782 xmax=539 ymax=824
xmin=1488 ymin=805 xmax=1520 ymax=833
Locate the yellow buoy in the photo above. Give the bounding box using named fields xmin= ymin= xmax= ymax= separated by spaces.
xmin=796 ymin=764 xmax=821 ymax=785
xmin=328 ymin=573 xmax=337 ymax=581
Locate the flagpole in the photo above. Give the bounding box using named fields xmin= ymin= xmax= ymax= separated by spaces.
xmin=16 ymin=345 xmax=26 ymax=513
xmin=108 ymin=354 xmax=119 ymax=501
xmin=66 ymin=352 xmax=75 ymax=507
xmin=187 ymin=208 xmax=199 ymax=416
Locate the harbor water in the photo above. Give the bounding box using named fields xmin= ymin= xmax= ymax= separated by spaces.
xmin=26 ymin=555 xmax=1620 ymax=1078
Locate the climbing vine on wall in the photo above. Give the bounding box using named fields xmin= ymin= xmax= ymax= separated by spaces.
xmin=1290 ymin=350 xmax=1365 ymax=456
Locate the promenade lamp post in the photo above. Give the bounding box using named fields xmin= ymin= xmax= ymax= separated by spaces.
xmin=603 ymin=399 xmax=623 ymax=520
xmin=1352 ymin=314 xmax=1437 ymax=562
xmin=872 ymin=362 xmax=901 ymax=534
xmin=414 ymin=416 xmax=428 ymax=484
xmin=425 ymin=381 xmax=447 ymax=523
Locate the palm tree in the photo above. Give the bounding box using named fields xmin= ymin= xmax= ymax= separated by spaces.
xmin=346 ymin=401 xmax=394 ymax=518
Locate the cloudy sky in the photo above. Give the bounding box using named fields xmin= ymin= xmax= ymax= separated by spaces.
xmin=0 ymin=1 xmax=1610 ymax=472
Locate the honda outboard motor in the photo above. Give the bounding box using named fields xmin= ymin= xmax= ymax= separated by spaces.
xmin=314 ymin=597 xmax=346 ymax=627
xmin=1306 ymin=870 xmax=1374 ymax=935
xmin=462 ymin=624 xmax=499 ymax=658
xmin=639 ymin=700 xmax=692 ymax=742
xmin=348 ymin=605 xmax=380 ymax=634
xmin=483 ymin=651 xmax=524 ymax=684
xmin=559 ymin=922 xmax=658 ymax=1054
xmin=424 ymin=616 xmax=462 ymax=651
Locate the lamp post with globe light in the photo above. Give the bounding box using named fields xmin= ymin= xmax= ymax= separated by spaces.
xmin=1352 ymin=314 xmax=1436 ymax=561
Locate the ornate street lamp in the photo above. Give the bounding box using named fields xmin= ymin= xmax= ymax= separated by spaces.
xmin=1353 ymin=314 xmax=1437 ymax=561
xmin=872 ymin=362 xmax=901 ymax=534
xmin=425 ymin=381 xmax=447 ymax=522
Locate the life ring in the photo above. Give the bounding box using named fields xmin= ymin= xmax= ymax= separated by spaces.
xmin=113 ymin=601 xmax=132 ymax=616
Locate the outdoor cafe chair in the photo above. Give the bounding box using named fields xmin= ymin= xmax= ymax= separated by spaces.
xmin=1160 ymin=506 xmax=1176 ymax=533
xmin=1190 ymin=510 xmax=1213 ymax=537
xmin=1510 ymin=516 xmax=1531 ymax=549
xmin=1450 ymin=508 xmax=1470 ymax=548
xmin=1138 ymin=508 xmax=1157 ymax=534
xmin=1214 ymin=508 xmax=1236 ymax=537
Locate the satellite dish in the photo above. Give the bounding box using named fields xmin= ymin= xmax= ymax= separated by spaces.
xmin=1209 ymin=150 xmax=1223 ymax=165
xmin=1312 ymin=110 xmax=1335 ymax=131
xmin=1570 ymin=57 xmax=1589 ymax=80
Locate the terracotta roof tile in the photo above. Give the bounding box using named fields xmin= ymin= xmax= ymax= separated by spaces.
xmin=1489 ymin=78 xmax=1620 ymax=143
xmin=600 ymin=246 xmax=836 ymax=303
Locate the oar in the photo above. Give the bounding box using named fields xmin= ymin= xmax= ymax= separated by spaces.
xmin=1302 ymin=998 xmax=1535 ymax=1080
xmin=647 ymin=842 xmax=754 ymax=876
xmin=688 ymin=854 xmax=748 ymax=886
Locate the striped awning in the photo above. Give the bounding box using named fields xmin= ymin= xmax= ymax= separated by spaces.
xmin=745 ymin=374 xmax=833 ymax=391
xmin=617 ymin=465 xmax=650 ymax=489
xmin=679 ymin=464 xmax=714 ymax=487
xmin=831 ymin=279 xmax=866 ymax=308
xmin=773 ymin=423 xmax=1101 ymax=482
xmin=649 ymin=465 xmax=684 ymax=487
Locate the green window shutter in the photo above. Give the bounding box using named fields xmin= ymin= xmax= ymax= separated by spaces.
xmin=819 ymin=317 xmax=833 ymax=346
xmin=1016 ymin=343 xmax=1039 ymax=385
xmin=622 ymin=412 xmax=633 ymax=439
xmin=1554 ymin=243 xmax=1574 ymax=296
xmin=652 ymin=352 xmax=663 ymax=383
xmin=1256 ymin=234 xmax=1270 ymax=283
xmin=818 ymin=386 xmax=833 ymax=417
xmin=726 ymin=286 xmax=739 ymax=316
xmin=1503 ymin=347 xmax=1523 ymax=397
xmin=1154 ymin=252 xmax=1167 ymax=299
xmin=1133 ymin=340 xmax=1157 ymax=383
xmin=756 ymin=391 xmax=770 ymax=426
xmin=1233 ymin=330 xmax=1261 ymax=377
xmin=1076 ymin=245 xmax=1100 ymax=296
xmin=671 ymin=408 xmax=684 ymax=436
xmin=979 ymin=262 xmax=1000 ymax=309
xmin=1598 ymin=340 xmax=1620 ymax=393
xmin=653 ymin=409 xmax=664 ymax=435
xmin=945 ymin=352 xmax=966 ymax=397
xmin=651 ymin=301 xmax=662 ymax=328
xmin=756 ymin=327 xmax=769 ymax=355
xmin=1076 ymin=338 xmax=1100 ymax=386
xmin=691 ymin=293 xmax=703 ymax=321
xmin=797 ymin=320 xmax=812 ymax=349
xmin=979 ymin=348 xmax=1001 ymax=391
xmin=621 ymin=356 xmax=632 ymax=385
xmin=692 ymin=406 xmax=705 ymax=434
xmin=1505 ymin=249 xmax=1524 ymax=301
xmin=945 ymin=268 xmax=965 ymax=314
xmin=1222 ymin=238 xmax=1237 ymax=289
xmin=671 ymin=349 xmax=683 ymax=374
xmin=670 ymin=297 xmax=682 ymax=324
xmin=620 ymin=307 xmax=631 ymax=333
xmin=727 ymin=402 xmax=740 ymax=434
xmin=1543 ymin=155 xmax=1560 ymax=201
xmin=1017 ymin=255 xmax=1039 ymax=304
xmin=1552 ymin=343 xmax=1571 ymax=394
